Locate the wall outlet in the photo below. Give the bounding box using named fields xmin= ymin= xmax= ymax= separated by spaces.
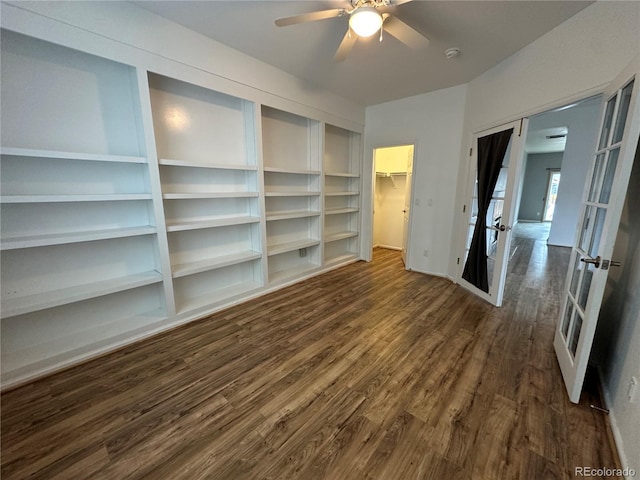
xmin=414 ymin=198 xmax=420 ymax=206
xmin=423 ymin=249 xmax=429 ymax=257
xmin=427 ymin=198 xmax=433 ymax=207
xmin=629 ymin=376 xmax=638 ymax=403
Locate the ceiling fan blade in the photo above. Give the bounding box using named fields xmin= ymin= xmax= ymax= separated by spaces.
xmin=386 ymin=0 xmax=414 ymax=5
xmin=275 ymin=9 xmax=346 ymax=27
xmin=334 ymin=28 xmax=358 ymax=62
xmin=383 ymin=16 xmax=429 ymax=49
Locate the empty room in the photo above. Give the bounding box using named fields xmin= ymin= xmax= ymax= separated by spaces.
xmin=1 ymin=1 xmax=639 ymax=479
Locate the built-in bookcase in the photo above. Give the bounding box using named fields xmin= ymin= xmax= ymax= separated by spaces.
xmin=0 ymin=30 xmax=363 ymax=388
xmin=323 ymin=124 xmax=362 ymax=265
xmin=262 ymin=106 xmax=322 ymax=283
xmin=0 ymin=30 xmax=166 ymax=382
xmin=148 ymin=73 xmax=263 ymax=315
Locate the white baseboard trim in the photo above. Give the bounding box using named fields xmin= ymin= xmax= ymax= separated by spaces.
xmin=596 ymin=366 xmax=632 ymax=478
xmin=376 ymin=244 xmax=402 ymax=251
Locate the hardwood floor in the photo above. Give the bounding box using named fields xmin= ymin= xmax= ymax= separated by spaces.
xmin=1 ymin=240 xmax=621 ymax=479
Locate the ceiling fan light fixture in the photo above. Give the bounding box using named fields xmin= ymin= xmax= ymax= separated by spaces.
xmin=349 ymin=7 xmax=383 ymax=38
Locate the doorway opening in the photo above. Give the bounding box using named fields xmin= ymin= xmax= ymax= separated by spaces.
xmin=544 ymin=170 xmax=562 ymax=221
xmin=372 ymin=144 xmax=415 ymax=267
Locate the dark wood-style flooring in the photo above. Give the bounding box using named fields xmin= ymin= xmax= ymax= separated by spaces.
xmin=1 ymin=235 xmax=621 ymax=479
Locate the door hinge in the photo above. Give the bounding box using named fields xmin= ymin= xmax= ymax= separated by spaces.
xmin=518 ymin=118 xmax=524 ymax=137
xmin=457 ymin=257 xmax=460 ymax=265
xmin=463 ymin=205 xmax=466 ymax=213
xmin=469 ymin=147 xmax=473 ymax=156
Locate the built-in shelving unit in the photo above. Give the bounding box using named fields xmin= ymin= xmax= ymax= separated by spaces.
xmin=0 ymin=30 xmax=166 ymax=384
xmin=148 ymin=73 xmax=263 ymax=315
xmin=0 ymin=29 xmax=364 ymax=388
xmin=323 ymin=124 xmax=362 ymax=265
xmin=262 ymin=106 xmax=322 ymax=283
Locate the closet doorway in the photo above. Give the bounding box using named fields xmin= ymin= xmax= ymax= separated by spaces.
xmin=373 ymin=144 xmax=415 ymax=266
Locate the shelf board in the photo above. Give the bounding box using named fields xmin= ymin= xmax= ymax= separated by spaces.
xmin=264 ymin=167 xmax=321 ymax=175
xmin=267 ymin=238 xmax=320 ymax=256
xmin=325 ymin=207 xmax=359 ymax=215
xmin=1 ymin=308 xmax=167 ymax=376
xmin=0 ymin=194 xmax=152 ymax=203
xmin=166 ymin=215 xmax=260 ymax=232
xmin=1 ymin=271 xmax=164 ymax=319
xmin=324 ymin=191 xmax=360 ymax=197
xmin=269 ymin=263 xmax=319 ymax=284
xmin=159 ymin=158 xmax=257 ymax=171
xmin=265 ymin=191 xmax=321 ymax=197
xmin=0 ymin=146 xmax=147 ymax=164
xmin=172 ymin=250 xmax=262 ymax=278
xmin=0 ymin=226 xmax=157 ymax=250
xmin=176 ymin=280 xmax=262 ymax=315
xmin=324 ymin=171 xmax=360 ymax=178
xmin=266 ymin=210 xmax=321 ymax=221
xmin=162 ymin=192 xmax=259 ymax=199
xmin=325 ymin=252 xmax=360 ymax=266
xmin=325 ymin=231 xmax=359 ymax=242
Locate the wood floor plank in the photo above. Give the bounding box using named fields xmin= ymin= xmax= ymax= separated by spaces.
xmin=0 ymin=233 xmax=622 ymax=479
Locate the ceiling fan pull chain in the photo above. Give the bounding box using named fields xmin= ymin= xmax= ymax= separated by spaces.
xmin=379 ymin=26 xmax=384 ymax=42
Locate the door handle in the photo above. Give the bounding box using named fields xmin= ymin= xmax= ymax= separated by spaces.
xmin=580 ymin=255 xmax=601 ymax=268
xmin=486 ymin=225 xmax=512 ymax=232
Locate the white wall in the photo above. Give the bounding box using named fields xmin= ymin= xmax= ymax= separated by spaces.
xmin=596 ymin=147 xmax=640 ymax=473
xmin=525 ymin=100 xmax=602 ymax=245
xmin=363 ymin=84 xmax=468 ymax=277
xmin=451 ymin=1 xmax=640 ymax=277
xmin=518 ymin=152 xmax=564 ymax=222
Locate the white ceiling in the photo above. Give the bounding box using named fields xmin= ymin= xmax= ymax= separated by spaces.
xmin=135 ymin=0 xmax=592 ymax=106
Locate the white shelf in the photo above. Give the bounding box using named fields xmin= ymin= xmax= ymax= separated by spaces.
xmin=266 ymin=210 xmax=321 ymax=221
xmin=325 ymin=252 xmax=359 ymax=266
xmin=325 ymin=231 xmax=359 ymax=242
xmin=264 ymin=167 xmax=320 ymax=175
xmin=0 ymin=194 xmax=152 ymax=203
xmin=0 ymin=147 xmax=147 ymax=164
xmin=1 ymin=307 xmax=168 ymax=378
xmin=325 ymin=207 xmax=359 ymax=215
xmin=176 ymin=280 xmax=262 ymax=315
xmin=269 ymin=263 xmax=319 ymax=284
xmin=324 ymin=192 xmax=359 ymax=197
xmin=0 ymin=226 xmax=156 ymax=250
xmin=324 ymin=171 xmax=359 ymax=178
xmin=166 ymin=215 xmax=260 ymax=232
xmin=162 ymin=192 xmax=259 ymax=199
xmin=265 ymin=191 xmax=321 ymax=197
xmin=267 ymin=238 xmax=321 ymax=256
xmin=158 ymin=158 xmax=257 ymax=171
xmin=172 ymin=250 xmax=261 ymax=278
xmin=1 ymin=271 xmax=164 ymax=319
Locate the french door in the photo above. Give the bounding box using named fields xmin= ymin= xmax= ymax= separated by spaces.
xmin=458 ymin=119 xmax=528 ymax=306
xmin=554 ymin=56 xmax=639 ymax=403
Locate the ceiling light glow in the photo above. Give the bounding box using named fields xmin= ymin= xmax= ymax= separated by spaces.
xmin=349 ymin=7 xmax=383 ymax=38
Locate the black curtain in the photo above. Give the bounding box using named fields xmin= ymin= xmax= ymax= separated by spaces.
xmin=462 ymin=128 xmax=514 ymax=293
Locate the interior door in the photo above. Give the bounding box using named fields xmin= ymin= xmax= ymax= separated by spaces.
xmin=401 ymin=146 xmax=414 ymax=265
xmin=554 ymin=56 xmax=639 ymax=404
xmin=458 ymin=119 xmax=527 ymax=306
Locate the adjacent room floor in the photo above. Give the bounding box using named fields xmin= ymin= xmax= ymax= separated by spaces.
xmin=1 ymin=238 xmax=620 ymax=479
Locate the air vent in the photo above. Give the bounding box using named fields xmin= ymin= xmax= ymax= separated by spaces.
xmin=546 ymin=134 xmax=567 ymax=139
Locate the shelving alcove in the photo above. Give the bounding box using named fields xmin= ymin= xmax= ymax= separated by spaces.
xmin=0 ymin=30 xmax=167 ymax=384
xmin=323 ymin=124 xmax=363 ymax=266
xmin=147 ymin=73 xmax=264 ymax=316
xmin=261 ymin=106 xmax=323 ymax=284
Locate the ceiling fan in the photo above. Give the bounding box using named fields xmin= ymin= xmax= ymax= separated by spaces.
xmin=274 ymin=0 xmax=429 ymax=62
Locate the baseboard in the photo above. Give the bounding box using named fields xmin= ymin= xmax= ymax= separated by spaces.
xmin=596 ymin=365 xmax=632 ymax=478
xmin=376 ymin=244 xmax=402 ymax=251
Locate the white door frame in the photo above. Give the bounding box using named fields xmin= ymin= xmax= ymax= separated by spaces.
xmin=370 ymin=142 xmax=418 ymax=269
